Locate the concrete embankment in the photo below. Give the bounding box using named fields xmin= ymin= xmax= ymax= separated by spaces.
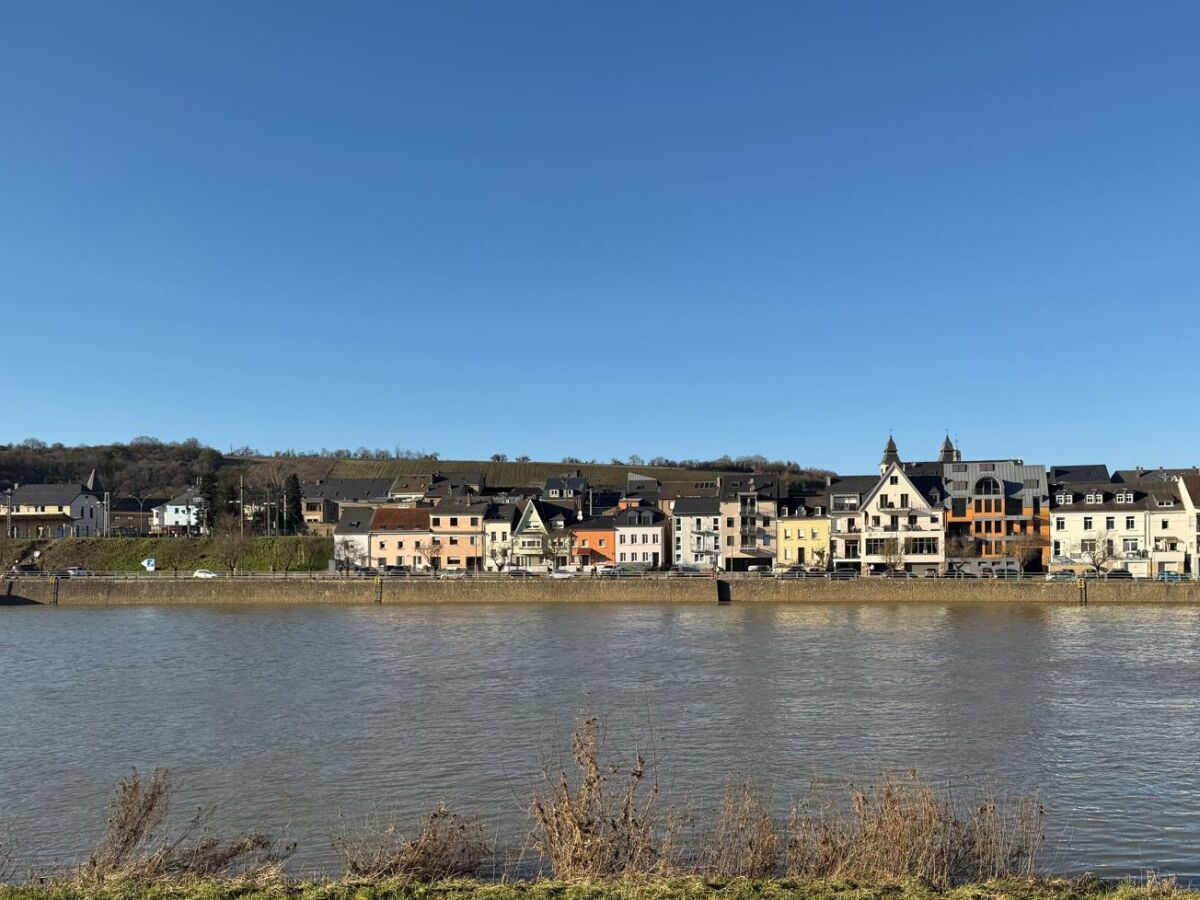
xmin=4 ymin=576 xmax=1200 ymax=606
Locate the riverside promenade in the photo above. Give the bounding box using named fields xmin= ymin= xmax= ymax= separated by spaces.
xmin=4 ymin=575 xmax=1200 ymax=605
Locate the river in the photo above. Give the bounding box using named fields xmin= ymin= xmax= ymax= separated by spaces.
xmin=2 ymin=601 xmax=1198 ymax=878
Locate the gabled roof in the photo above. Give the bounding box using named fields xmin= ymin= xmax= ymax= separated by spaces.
xmin=9 ymin=483 xmax=97 ymax=506
xmin=1049 ymin=464 xmax=1111 ymax=484
xmin=1179 ymin=475 xmax=1200 ymax=507
xmin=1050 ymin=483 xmax=1181 ymax=512
xmin=164 ymin=488 xmax=203 ymax=507
xmin=302 ymin=479 xmax=393 ymax=502
xmin=672 ymin=496 xmax=721 ymax=516
xmin=613 ymin=506 xmax=666 ymax=527
xmin=719 ymin=476 xmax=780 ymax=500
xmin=862 ymin=463 xmax=943 ymax=510
xmin=572 ymin=515 xmax=615 ymax=532
xmin=370 ymin=507 xmax=431 ymax=532
xmin=545 ymin=475 xmax=588 ymax=494
xmin=110 ymin=496 xmax=168 ymax=513
xmin=333 ymin=506 xmax=375 ymax=535
xmin=484 ymin=502 xmax=520 ymax=524
xmin=389 ymin=474 xmax=433 ymax=494
xmin=1112 ymin=467 xmax=1200 ymax=485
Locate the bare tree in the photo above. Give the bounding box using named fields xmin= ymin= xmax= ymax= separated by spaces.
xmin=272 ymin=537 xmax=303 ymax=574
xmin=488 ymin=545 xmax=511 ymax=572
xmin=1007 ymin=531 xmax=1049 ymax=576
xmin=812 ymin=548 xmax=828 ymax=570
xmin=335 ymin=538 xmax=363 ymax=573
xmin=415 ymin=539 xmax=442 ymax=572
xmin=880 ymin=538 xmax=905 ymax=573
xmin=154 ymin=538 xmax=189 ymax=576
xmin=945 ymin=531 xmax=979 ymax=560
xmin=213 ymin=523 xmax=252 ymax=574
xmin=1082 ymin=531 xmax=1116 ymax=573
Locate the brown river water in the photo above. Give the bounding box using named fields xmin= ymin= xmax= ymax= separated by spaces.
xmin=2 ymin=601 xmax=1198 ymax=878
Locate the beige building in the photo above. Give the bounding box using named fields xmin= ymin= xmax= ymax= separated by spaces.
xmin=718 ymin=476 xmax=780 ymax=571
xmin=430 ymin=498 xmax=487 ymax=571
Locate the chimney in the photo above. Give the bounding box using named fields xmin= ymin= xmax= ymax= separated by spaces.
xmin=825 ymin=475 xmax=833 ymax=487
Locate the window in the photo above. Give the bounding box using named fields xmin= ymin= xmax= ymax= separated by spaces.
xmin=449 ymin=536 xmax=459 ymax=545
xmin=470 ymin=517 xmax=479 ymax=526
xmin=1116 ymin=492 xmax=1133 ymax=503
xmin=900 ymin=493 xmax=909 ymax=507
xmin=784 ymin=529 xmax=791 ymax=540
xmin=889 ymin=475 xmax=898 ymax=485
xmin=1162 ymin=519 xmax=1170 ymax=530
xmin=1123 ymin=538 xmax=1139 ymax=552
xmin=449 ymin=517 xmax=458 ymax=527
xmin=1080 ymin=539 xmax=1096 ymax=554
xmin=726 ymin=517 xmax=734 ymax=527
xmin=907 ymin=537 xmax=938 ymax=555
xmin=1085 ymin=493 xmax=1102 ymax=504
xmin=432 ymin=517 xmax=441 ymax=526
xmin=976 ymin=477 xmax=1001 ymax=496
xmin=1106 ymin=517 xmax=1115 ymax=530
xmin=1056 ymin=517 xmax=1066 ymax=531
xmin=1083 ymin=516 xmax=1093 ymax=530
xmin=619 ymin=534 xmax=626 ymax=544
xmin=1126 ymin=516 xmax=1136 ymax=529
xmin=599 ymin=539 xmax=606 ymax=547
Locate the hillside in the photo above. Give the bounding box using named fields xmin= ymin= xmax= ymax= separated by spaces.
xmin=306 ymin=457 xmax=745 ymax=487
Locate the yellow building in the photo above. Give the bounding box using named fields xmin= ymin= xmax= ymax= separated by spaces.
xmin=776 ymin=498 xmax=830 ymax=570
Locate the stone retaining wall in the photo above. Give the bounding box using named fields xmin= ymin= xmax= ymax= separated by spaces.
xmin=4 ymin=576 xmax=1200 ymax=606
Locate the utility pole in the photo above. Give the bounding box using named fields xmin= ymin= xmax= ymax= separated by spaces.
xmin=239 ymin=476 xmax=245 ymax=537
xmin=5 ymin=489 xmax=12 ymax=540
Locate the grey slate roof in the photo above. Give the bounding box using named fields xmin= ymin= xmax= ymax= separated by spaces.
xmin=1049 ymin=465 xmax=1111 ymax=484
xmin=671 ymin=497 xmax=721 ymax=516
xmin=333 ymin=506 xmax=375 ymax=535
xmin=613 ymin=506 xmax=667 ymax=527
xmin=9 ymin=483 xmax=97 ymax=505
xmin=302 ymin=479 xmax=393 ymax=502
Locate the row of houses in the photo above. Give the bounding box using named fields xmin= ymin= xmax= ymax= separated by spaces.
xmin=5 ymin=438 xmax=1199 ymax=576
xmin=0 ymin=471 xmax=208 ymax=540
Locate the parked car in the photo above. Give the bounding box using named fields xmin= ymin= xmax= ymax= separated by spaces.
xmin=1157 ymin=571 xmax=1187 ymax=582
xmin=547 ymin=569 xmax=574 ymax=580
xmin=437 ymin=570 xmax=466 ymax=580
xmin=381 ymin=565 xmax=411 ymax=576
xmin=192 ymin=569 xmax=218 ymax=579
xmin=507 ymin=567 xmax=534 ymax=578
xmin=65 ymin=566 xmax=89 ymax=577
xmin=746 ymin=565 xmax=770 ymax=574
xmin=9 ymin=563 xmax=41 ymax=575
xmin=1046 ymin=570 xmax=1075 ymax=581
xmin=830 ymin=568 xmax=859 ymax=580
xmin=1105 ymin=569 xmax=1134 ymax=580
xmin=595 ymin=565 xmax=618 ymax=577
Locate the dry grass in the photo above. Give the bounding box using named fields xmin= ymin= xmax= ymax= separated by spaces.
xmin=785 ymin=770 xmax=1043 ymax=887
xmin=529 ymin=716 xmax=663 ymax=879
xmin=78 ymin=769 xmax=292 ymax=884
xmin=698 ymin=775 xmax=780 ymax=878
xmin=332 ymin=803 xmax=490 ymax=880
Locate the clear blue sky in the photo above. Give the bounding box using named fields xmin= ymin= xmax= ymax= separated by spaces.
xmin=4 ymin=2 xmax=1199 ymax=473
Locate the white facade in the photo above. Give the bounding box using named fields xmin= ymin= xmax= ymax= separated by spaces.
xmin=614 ymin=507 xmax=666 ymax=568
xmin=152 ymin=498 xmax=201 ymax=534
xmin=671 ymin=507 xmax=721 ymax=567
xmin=1050 ymin=486 xmax=1190 ymax=576
xmin=857 ymin=463 xmax=946 ymax=575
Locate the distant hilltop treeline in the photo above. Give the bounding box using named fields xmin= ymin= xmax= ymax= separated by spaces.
xmin=0 ymin=437 xmax=832 ymax=499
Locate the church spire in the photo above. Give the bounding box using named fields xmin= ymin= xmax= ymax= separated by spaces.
xmin=939 ymin=434 xmax=956 ymax=464
xmin=880 ymin=435 xmax=900 ymax=475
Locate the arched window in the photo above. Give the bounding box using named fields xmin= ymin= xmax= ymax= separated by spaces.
xmin=975 ymin=477 xmax=1001 ymax=496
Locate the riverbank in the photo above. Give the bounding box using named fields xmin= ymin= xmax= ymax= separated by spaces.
xmin=0 ymin=538 xmax=332 ymax=574
xmin=1 ymin=879 xmax=1195 ymax=900
xmin=4 ymin=575 xmax=1200 ymax=606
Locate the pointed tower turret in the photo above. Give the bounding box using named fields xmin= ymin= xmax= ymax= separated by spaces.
xmin=938 ymin=434 xmax=956 ymax=464
xmin=85 ymin=468 xmax=104 ymax=494
xmin=880 ymin=435 xmax=900 ymax=476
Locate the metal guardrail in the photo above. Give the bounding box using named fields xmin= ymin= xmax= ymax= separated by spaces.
xmin=4 ymin=570 xmax=1195 ymax=582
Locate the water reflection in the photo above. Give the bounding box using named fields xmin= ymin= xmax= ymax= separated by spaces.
xmin=1 ymin=602 xmax=1198 ymax=878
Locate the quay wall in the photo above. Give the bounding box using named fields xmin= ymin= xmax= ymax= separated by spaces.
xmin=4 ymin=577 xmax=1200 ymax=606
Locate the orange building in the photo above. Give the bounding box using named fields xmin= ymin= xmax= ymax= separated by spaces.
xmin=570 ymin=516 xmax=616 ymax=568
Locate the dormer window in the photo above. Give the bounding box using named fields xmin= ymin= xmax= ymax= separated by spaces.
xmin=1086 ymin=493 xmax=1103 ymax=504
xmin=1056 ymin=493 xmax=1071 ymax=505
xmin=1116 ymin=492 xmax=1133 ymax=503
xmin=1157 ymin=499 xmax=1175 ymax=508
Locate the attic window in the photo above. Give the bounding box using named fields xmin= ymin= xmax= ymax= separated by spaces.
xmin=1086 ymin=493 xmax=1102 ymax=504
xmin=1056 ymin=493 xmax=1071 ymax=505
xmin=1116 ymin=492 xmax=1133 ymax=503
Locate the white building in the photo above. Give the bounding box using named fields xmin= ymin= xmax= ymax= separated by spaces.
xmin=151 ymin=489 xmax=205 ymax=535
xmin=614 ymin=504 xmax=667 ymax=568
xmin=671 ymin=497 xmax=721 ymax=568
xmin=2 ymin=480 xmax=106 ymax=538
xmin=1050 ymin=481 xmax=1190 ymax=576
xmin=857 ymin=458 xmax=946 ymax=576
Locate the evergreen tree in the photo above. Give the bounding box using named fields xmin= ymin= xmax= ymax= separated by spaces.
xmin=283 ymin=473 xmax=303 ymax=534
